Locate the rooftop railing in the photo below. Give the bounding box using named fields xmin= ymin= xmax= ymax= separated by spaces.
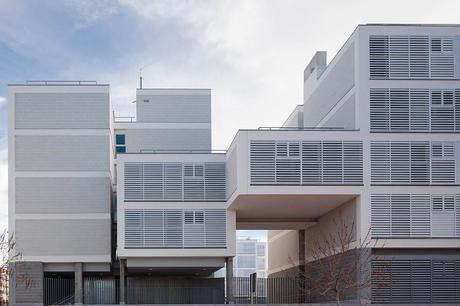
xmin=25 ymin=80 xmax=98 ymax=85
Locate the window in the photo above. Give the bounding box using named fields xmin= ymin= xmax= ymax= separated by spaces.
xmin=116 ymin=134 xmax=126 ymax=153
xmin=184 ymin=211 xmax=204 ymax=225
xmin=431 ymin=39 xmax=442 ymax=52
xmin=184 ymin=164 xmax=204 ymax=177
xmin=116 ymin=134 xmax=125 ymax=145
xmin=276 ymin=142 xmax=300 ymax=158
xmin=237 ymin=241 xmax=256 ymax=254
xmin=431 ymin=90 xmax=454 ymax=106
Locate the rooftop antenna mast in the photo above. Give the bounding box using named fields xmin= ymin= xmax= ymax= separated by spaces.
xmin=139 ymin=67 xmax=143 ymax=89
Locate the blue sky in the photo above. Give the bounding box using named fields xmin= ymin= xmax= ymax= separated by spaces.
xmin=1 ymin=0 xmax=460 ymax=238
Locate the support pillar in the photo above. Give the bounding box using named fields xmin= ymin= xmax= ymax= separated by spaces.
xmin=120 ymin=259 xmax=126 ymax=304
xmin=298 ymin=229 xmax=306 ymax=303
xmin=74 ymin=263 xmax=83 ymax=305
xmin=225 ymin=257 xmax=234 ymax=304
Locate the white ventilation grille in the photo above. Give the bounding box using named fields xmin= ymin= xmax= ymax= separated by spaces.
xmin=370 ymin=88 xmax=460 ymax=132
xmin=371 ymin=194 xmax=459 ymax=238
xmin=370 ymin=35 xmax=460 ymax=79
xmin=124 ymin=209 xmax=226 ymax=248
xmin=124 ymin=162 xmax=226 ymax=201
xmin=371 ymin=141 xmax=459 ymax=185
xmin=372 ymin=260 xmax=460 ymax=304
xmin=250 ymin=140 xmax=363 ymax=185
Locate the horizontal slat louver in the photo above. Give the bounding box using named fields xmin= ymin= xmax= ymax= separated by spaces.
xmin=371 ymin=193 xmax=458 ymax=238
xmin=370 ymin=35 xmax=460 ymax=80
xmin=372 ymin=260 xmax=460 ymax=304
xmin=371 ymin=141 xmax=458 ymax=185
xmin=124 ymin=162 xmax=226 ymax=201
xmin=124 ymin=209 xmax=226 ymax=249
xmin=250 ymin=140 xmax=363 ymax=185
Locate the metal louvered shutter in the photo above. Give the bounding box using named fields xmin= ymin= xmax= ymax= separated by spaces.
xmin=370 ymin=35 xmax=460 ymax=80
xmin=371 ymin=194 xmax=391 ymax=237
xmin=371 ymin=141 xmax=458 ymax=185
xmin=301 ymin=141 xmax=322 ymax=184
xmin=250 ymin=140 xmax=363 ymax=185
xmin=205 ymin=209 xmax=226 ymax=248
xmin=204 ymin=162 xmax=226 ymax=200
xmin=125 ymin=163 xmax=143 ymax=200
xmin=164 ymin=163 xmax=182 ymax=200
xmin=250 ymin=141 xmax=276 ymax=184
xmin=124 ymin=209 xmax=226 ymax=249
xmin=125 ymin=210 xmax=143 ymax=248
xmin=124 ymin=162 xmax=226 ymax=201
xmin=372 ymin=260 xmax=460 ymax=304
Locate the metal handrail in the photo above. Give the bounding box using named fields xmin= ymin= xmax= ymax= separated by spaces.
xmin=257 ymin=126 xmax=350 ymax=131
xmin=114 ymin=116 xmax=136 ymax=123
xmin=138 ymin=149 xmax=227 ymax=154
xmin=26 ymin=80 xmax=97 ymax=85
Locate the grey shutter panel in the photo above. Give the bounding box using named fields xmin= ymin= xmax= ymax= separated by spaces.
xmin=275 ymin=142 xmax=301 ymax=184
xmin=204 ymin=162 xmax=226 ymax=200
xmin=410 ymin=194 xmax=431 ymax=236
xmin=164 ymin=210 xmax=183 ymax=248
xmin=143 ymin=210 xmax=164 ymax=247
xmin=456 ymin=195 xmax=460 ymax=236
xmin=456 ymin=90 xmax=460 ymax=131
xmin=369 ymin=35 xmax=389 ymax=79
xmin=301 ymin=141 xmax=322 ymax=184
xmin=410 ymin=142 xmax=430 ymax=184
xmin=370 ymin=88 xmax=389 ymax=131
xmin=430 ymin=37 xmax=455 ymax=79
xmin=432 ymin=195 xmax=456 ymax=237
xmin=125 ymin=163 xmax=143 ymax=201
xmin=322 ymin=141 xmax=343 ymax=184
xmin=389 ymin=36 xmax=410 ymax=79
xmin=370 ymin=35 xmax=460 ymax=80
xmin=390 ymin=194 xmax=410 ymax=236
xmin=343 ymin=141 xmax=363 ymax=183
xmin=371 ymin=141 xmax=390 ymax=184
xmin=143 ymin=163 xmax=163 ymax=200
xmin=125 ymin=210 xmax=143 ymax=248
xmin=390 ymin=142 xmax=410 ymax=184
xmin=389 ymin=89 xmax=410 ymax=131
xmin=409 ymin=36 xmax=430 ymax=78
xmin=164 ymin=163 xmax=182 ymax=200
xmin=410 ymin=89 xmax=430 ymax=131
xmin=205 ymin=209 xmax=227 ymax=248
xmin=184 ymin=211 xmax=205 ymax=248
xmin=250 ymin=141 xmax=276 ymax=184
xmin=371 ymin=194 xmax=391 ymax=237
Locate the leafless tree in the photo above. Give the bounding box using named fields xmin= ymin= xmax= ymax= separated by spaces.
xmin=0 ymin=229 xmax=32 ymax=304
xmin=289 ymin=214 xmax=388 ymax=305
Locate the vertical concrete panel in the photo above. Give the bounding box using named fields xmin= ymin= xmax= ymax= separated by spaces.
xmin=13 ymin=261 xmax=44 ymax=304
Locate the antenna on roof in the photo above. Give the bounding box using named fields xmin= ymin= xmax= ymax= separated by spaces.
xmin=139 ymin=67 xmax=143 ymax=89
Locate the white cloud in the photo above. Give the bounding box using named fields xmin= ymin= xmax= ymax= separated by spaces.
xmin=116 ymin=0 xmax=460 ymax=149
xmin=0 ymin=149 xmax=7 ymax=232
xmin=0 ymin=97 xmax=5 ymax=107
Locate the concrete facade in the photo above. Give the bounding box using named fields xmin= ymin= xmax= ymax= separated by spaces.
xmin=8 ymin=24 xmax=460 ymax=304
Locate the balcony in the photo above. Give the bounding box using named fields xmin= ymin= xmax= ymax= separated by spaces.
xmin=225 ymin=129 xmax=363 ymax=229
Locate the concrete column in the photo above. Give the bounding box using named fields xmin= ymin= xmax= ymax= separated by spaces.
xmin=74 ymin=263 xmax=83 ymax=305
xmin=120 ymin=259 xmax=126 ymax=304
xmin=225 ymin=257 xmax=234 ymax=304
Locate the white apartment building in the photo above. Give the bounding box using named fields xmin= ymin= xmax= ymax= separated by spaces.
xmin=8 ymin=24 xmax=460 ymax=305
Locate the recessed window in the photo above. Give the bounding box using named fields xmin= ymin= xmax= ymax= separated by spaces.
xmin=116 ymin=146 xmax=126 ymax=153
xmin=116 ymin=134 xmax=125 ymax=145
xmin=115 ymin=134 xmax=126 ymax=153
